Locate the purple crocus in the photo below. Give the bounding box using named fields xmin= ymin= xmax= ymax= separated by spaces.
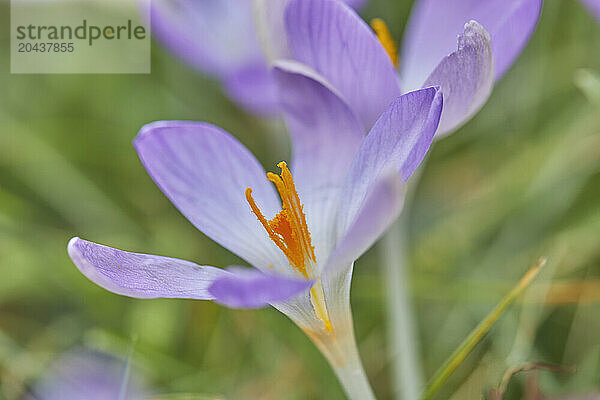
xmin=66 ymin=0 xmax=545 ymax=396
xmin=148 ymin=0 xmax=366 ymax=115
xmin=69 ymin=84 xmax=442 ymax=398
xmin=256 ymin=0 xmax=542 ymax=136
xmin=27 ymin=350 xmax=148 ymax=400
xmin=68 ymin=7 xmax=443 ymax=396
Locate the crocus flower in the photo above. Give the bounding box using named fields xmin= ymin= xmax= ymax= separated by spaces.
xmin=68 ymin=82 xmax=442 ymax=398
xmin=148 ymin=0 xmax=366 ymax=115
xmin=256 ymin=0 xmax=542 ymax=137
xmin=26 ymin=350 xmax=148 ymax=400
xmin=68 ymin=41 xmax=443 ymax=400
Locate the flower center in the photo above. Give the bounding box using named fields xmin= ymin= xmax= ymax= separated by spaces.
xmin=371 ymin=18 xmax=398 ymax=68
xmin=245 ymin=161 xmax=332 ymax=331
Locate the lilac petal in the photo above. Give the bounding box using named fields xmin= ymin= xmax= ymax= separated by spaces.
xmin=208 ymin=267 xmax=312 ymax=309
xmin=343 ymin=0 xmax=368 ymax=9
xmin=273 ymin=60 xmax=364 ymax=260
xmin=134 ymin=121 xmax=287 ymax=270
xmin=321 ymin=172 xmax=404 ymax=335
xmin=581 ymin=0 xmax=600 ymax=22
xmin=423 ymin=21 xmax=494 ymax=136
xmin=337 ymin=87 xmax=443 ymax=236
xmin=401 ymin=0 xmax=541 ymax=90
xmin=149 ymin=0 xmax=264 ymax=78
xmin=29 ymin=350 xmax=147 ymax=400
xmin=253 ymin=0 xmax=293 ymax=62
xmin=150 ymin=0 xmax=277 ymax=115
xmin=68 ymin=237 xmax=228 ymax=299
xmin=285 ymin=0 xmax=401 ymax=130
xmin=324 ymin=171 xmax=404 ymax=278
xmin=224 ymin=61 xmax=280 ymax=116
xmin=253 ymin=0 xmax=368 ymax=64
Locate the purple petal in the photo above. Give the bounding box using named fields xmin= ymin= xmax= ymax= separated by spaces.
xmin=68 ymin=237 xmax=227 ymax=299
xmin=273 ymin=60 xmax=364 ymax=260
xmin=337 ymin=87 xmax=443 ymax=236
xmin=285 ymin=0 xmax=401 ymax=130
xmin=401 ymin=0 xmax=542 ymax=90
xmin=324 ymin=171 xmax=404 ymax=278
xmin=321 ymin=173 xmax=404 ymax=329
xmin=343 ymin=0 xmax=368 ymax=9
xmin=134 ymin=121 xmax=287 ymax=270
xmin=253 ymin=0 xmax=367 ymax=65
xmin=224 ymin=61 xmax=280 ymax=116
xmin=581 ymin=0 xmax=600 ymax=22
xmin=423 ymin=21 xmax=494 ymax=136
xmin=490 ymin=0 xmax=542 ymax=79
xmin=208 ymin=267 xmax=312 ymax=309
xmin=254 ymin=0 xmax=293 ymax=62
xmin=149 ymin=0 xmax=264 ymax=78
xmin=149 ymin=0 xmax=279 ymax=115
xmin=29 ymin=350 xmax=147 ymax=400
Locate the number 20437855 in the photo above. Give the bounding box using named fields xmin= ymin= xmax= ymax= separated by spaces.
xmin=17 ymin=42 xmax=74 ymax=53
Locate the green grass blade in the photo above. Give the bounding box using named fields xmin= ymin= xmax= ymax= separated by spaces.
xmin=420 ymin=257 xmax=547 ymax=400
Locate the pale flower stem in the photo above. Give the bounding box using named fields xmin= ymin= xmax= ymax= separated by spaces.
xmin=382 ymin=215 xmax=424 ymax=400
xmin=303 ymin=301 xmax=377 ymax=399
xmin=331 ymin=359 xmax=378 ymax=400
xmin=381 ymin=162 xmax=426 ymax=400
xmin=308 ymin=327 xmax=378 ymax=400
xmin=326 ymin=322 xmax=377 ymax=400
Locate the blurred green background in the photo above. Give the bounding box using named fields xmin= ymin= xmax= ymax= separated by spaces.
xmin=1 ymin=1 xmax=599 ymax=399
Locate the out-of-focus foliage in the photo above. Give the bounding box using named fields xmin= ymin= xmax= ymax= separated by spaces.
xmin=0 ymin=1 xmax=598 ymax=399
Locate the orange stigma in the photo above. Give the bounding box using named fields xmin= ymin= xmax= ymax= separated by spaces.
xmin=245 ymin=161 xmax=316 ymax=278
xmin=246 ymin=161 xmax=332 ymax=332
xmin=371 ymin=18 xmax=399 ymax=68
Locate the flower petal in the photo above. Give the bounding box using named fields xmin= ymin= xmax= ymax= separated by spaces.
xmin=252 ymin=0 xmax=368 ymax=64
xmin=324 ymin=171 xmax=404 ymax=279
xmin=285 ymin=0 xmax=401 ymax=130
xmin=68 ymin=237 xmax=227 ymax=299
xmin=273 ymin=60 xmax=364 ymax=261
xmin=29 ymin=350 xmax=148 ymax=400
xmin=322 ymin=173 xmax=404 ymax=341
xmin=223 ymin=61 xmax=280 ymax=116
xmin=423 ymin=21 xmax=494 ymax=136
xmin=581 ymin=0 xmax=600 ymax=22
xmin=337 ymin=87 xmax=443 ymax=236
xmin=253 ymin=0 xmax=293 ymax=63
xmin=401 ymin=0 xmax=541 ymax=90
xmin=208 ymin=267 xmax=312 ymax=309
xmin=338 ymin=88 xmax=442 ymax=238
xmin=134 ymin=121 xmax=287 ymax=270
xmin=149 ymin=0 xmax=264 ymax=78
xmin=344 ymin=0 xmax=368 ymax=9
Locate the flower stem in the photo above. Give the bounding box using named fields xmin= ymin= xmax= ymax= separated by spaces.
xmin=420 ymin=257 xmax=547 ymax=400
xmin=331 ymin=358 xmax=378 ymax=400
xmin=381 ymin=162 xmax=426 ymax=400
xmin=302 ymin=303 xmax=377 ymax=400
xmin=382 ymin=216 xmax=424 ymax=400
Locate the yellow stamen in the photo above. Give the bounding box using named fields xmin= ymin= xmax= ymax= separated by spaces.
xmin=371 ymin=18 xmax=398 ymax=68
xmin=246 ymin=161 xmax=315 ymax=278
xmin=246 ymin=161 xmax=333 ymax=332
xmin=311 ymin=282 xmax=333 ymax=332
